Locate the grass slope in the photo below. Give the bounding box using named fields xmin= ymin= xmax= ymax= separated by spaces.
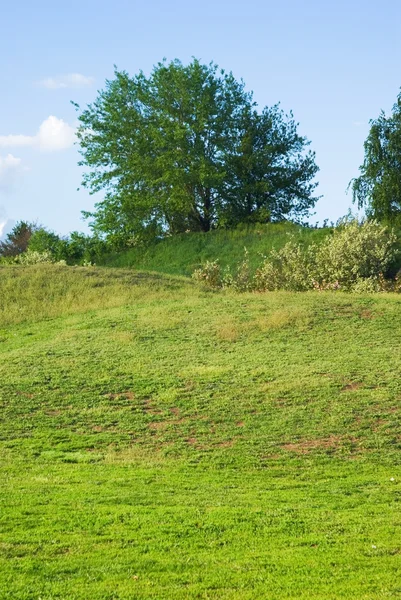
xmin=1 ymin=265 xmax=401 ymax=599
xmin=99 ymin=222 xmax=331 ymax=276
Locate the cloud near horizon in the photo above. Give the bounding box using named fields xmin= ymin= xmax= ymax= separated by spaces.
xmin=38 ymin=73 xmax=95 ymax=89
xmin=0 ymin=116 xmax=76 ymax=152
xmin=0 ymin=211 xmax=16 ymax=240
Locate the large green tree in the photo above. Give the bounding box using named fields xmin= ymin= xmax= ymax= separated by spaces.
xmin=75 ymin=59 xmax=319 ymax=243
xmin=350 ymin=90 xmax=401 ymax=222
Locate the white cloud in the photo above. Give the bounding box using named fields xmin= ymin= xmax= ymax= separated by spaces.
xmin=0 ymin=212 xmax=16 ymax=241
xmin=0 ymin=116 xmax=76 ymax=152
xmin=36 ymin=116 xmax=76 ymax=150
xmin=0 ymin=206 xmax=7 ymax=237
xmin=0 ymin=135 xmax=33 ymax=148
xmin=0 ymin=154 xmax=22 ymax=190
xmin=38 ymin=73 xmax=95 ymax=89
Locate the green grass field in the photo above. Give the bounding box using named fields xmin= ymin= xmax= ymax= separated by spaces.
xmin=99 ymin=222 xmax=331 ymax=275
xmin=1 ymin=265 xmax=401 ymax=599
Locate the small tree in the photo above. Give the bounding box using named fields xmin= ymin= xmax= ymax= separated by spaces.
xmin=28 ymin=228 xmax=61 ymax=256
xmin=0 ymin=221 xmax=37 ymax=257
xmin=350 ymin=89 xmax=401 ymax=222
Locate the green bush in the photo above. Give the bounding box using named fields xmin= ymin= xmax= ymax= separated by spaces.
xmin=314 ymin=219 xmax=398 ymax=289
xmin=193 ymin=220 xmax=399 ymax=293
xmin=254 ymin=241 xmax=316 ymax=291
xmin=192 ymin=260 xmax=222 ymax=288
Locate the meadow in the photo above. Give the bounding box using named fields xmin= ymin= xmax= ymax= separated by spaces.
xmin=98 ymin=222 xmax=331 ymax=275
xmin=1 ymin=264 xmax=401 ymax=599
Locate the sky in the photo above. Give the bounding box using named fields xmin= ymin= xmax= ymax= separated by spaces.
xmin=1 ymin=0 xmax=401 ymax=238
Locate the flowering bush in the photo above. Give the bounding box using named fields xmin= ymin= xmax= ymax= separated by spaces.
xmin=193 ymin=220 xmax=400 ymax=294
xmin=254 ymin=241 xmax=316 ymax=291
xmin=313 ymin=220 xmax=397 ymax=290
xmin=15 ymin=250 xmax=67 ymax=266
xmin=192 ymin=260 xmax=222 ymax=288
xmin=16 ymin=250 xmax=55 ymax=265
xmin=254 ymin=220 xmax=398 ymax=292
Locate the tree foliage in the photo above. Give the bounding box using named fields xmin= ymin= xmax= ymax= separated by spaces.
xmin=0 ymin=221 xmax=37 ymax=257
xmin=75 ymin=59 xmax=319 ymax=243
xmin=350 ymin=90 xmax=401 ymax=222
xmin=29 ymin=227 xmax=108 ymax=264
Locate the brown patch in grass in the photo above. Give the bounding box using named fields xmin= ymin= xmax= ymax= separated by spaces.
xmin=360 ymin=309 xmax=374 ymax=320
xmin=92 ymin=425 xmax=103 ymax=432
xmin=372 ymin=417 xmax=394 ymax=432
xmin=143 ymin=398 xmax=162 ymax=415
xmin=341 ymin=382 xmax=363 ymax=392
xmin=260 ymin=453 xmax=281 ymax=461
xmin=16 ymin=391 xmax=34 ymax=399
xmin=148 ymin=421 xmax=167 ymax=431
xmin=46 ymin=409 xmax=61 ymax=417
xmin=236 ymin=421 xmax=245 ymax=427
xmin=215 ymin=439 xmax=235 ymax=448
xmin=282 ymin=435 xmax=359 ymax=455
xmin=170 ymin=407 xmax=180 ymax=416
xmin=104 ymin=391 xmax=135 ymax=401
xmin=171 ymin=418 xmax=188 ymax=425
xmin=148 ymin=416 xmax=191 ymax=431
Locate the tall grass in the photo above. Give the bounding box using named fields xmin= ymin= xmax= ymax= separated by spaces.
xmin=99 ymin=222 xmax=332 ymax=275
xmin=0 ymin=265 xmax=190 ymax=327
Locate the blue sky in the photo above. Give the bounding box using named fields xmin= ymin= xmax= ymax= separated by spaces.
xmin=1 ymin=0 xmax=401 ymax=237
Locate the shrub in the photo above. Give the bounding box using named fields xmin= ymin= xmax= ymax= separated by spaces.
xmin=314 ymin=219 xmax=398 ymax=290
xmin=28 ymin=228 xmax=61 ymax=256
xmin=232 ymin=248 xmax=253 ymax=292
xmin=16 ymin=250 xmax=56 ymax=265
xmin=350 ymin=277 xmax=383 ymax=294
xmin=193 ymin=220 xmax=400 ymax=293
xmin=192 ymin=260 xmax=222 ymax=288
xmin=254 ymin=240 xmax=316 ymax=291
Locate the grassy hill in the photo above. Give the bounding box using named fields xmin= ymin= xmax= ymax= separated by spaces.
xmin=99 ymin=222 xmax=331 ymax=275
xmin=1 ymin=265 xmax=401 ymax=599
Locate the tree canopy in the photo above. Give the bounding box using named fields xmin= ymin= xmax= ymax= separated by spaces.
xmin=75 ymin=58 xmax=319 ymax=244
xmin=0 ymin=221 xmax=36 ymax=257
xmin=350 ymin=89 xmax=401 ymax=222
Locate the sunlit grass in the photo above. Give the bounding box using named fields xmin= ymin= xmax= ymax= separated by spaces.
xmin=100 ymin=222 xmax=332 ymax=275
xmin=1 ymin=265 xmax=401 ymax=598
